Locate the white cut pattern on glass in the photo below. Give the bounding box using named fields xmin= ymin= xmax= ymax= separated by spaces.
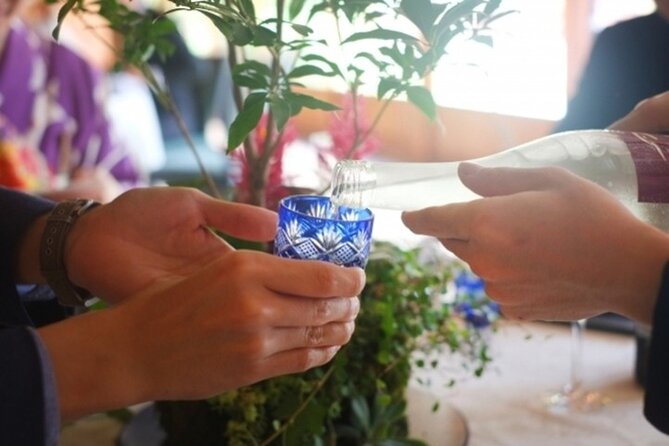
xmin=307 ymin=202 xmax=331 ymax=219
xmin=315 ymin=225 xmax=343 ymax=250
xmin=352 ymin=229 xmax=370 ymax=249
xmin=340 ymin=210 xmax=360 ymax=221
xmin=284 ymin=218 xmax=304 ymax=242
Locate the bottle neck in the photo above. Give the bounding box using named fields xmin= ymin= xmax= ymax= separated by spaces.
xmin=330 ymin=160 xmax=376 ymax=208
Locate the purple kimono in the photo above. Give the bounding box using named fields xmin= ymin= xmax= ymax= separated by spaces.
xmin=0 ymin=21 xmax=142 ymax=188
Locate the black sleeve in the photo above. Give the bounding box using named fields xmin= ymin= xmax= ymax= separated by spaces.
xmin=644 ymin=261 xmax=669 ymax=434
xmin=0 ymin=187 xmax=55 ymax=325
xmin=0 ymin=326 xmax=60 ymax=445
xmin=0 ymin=188 xmax=61 ymax=445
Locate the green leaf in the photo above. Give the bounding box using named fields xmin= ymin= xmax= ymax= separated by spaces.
xmin=239 ymin=0 xmax=256 ymax=21
xmin=308 ymin=2 xmax=329 ymax=20
xmin=400 ymin=0 xmax=435 ymax=36
xmin=270 ymin=97 xmax=292 ymax=130
xmin=53 ymin=0 xmax=78 ymax=40
xmin=351 ymin=396 xmax=371 ymax=432
xmin=288 ymin=64 xmax=331 ymax=78
xmin=343 ymin=29 xmax=419 ymax=45
xmin=472 ymin=34 xmax=494 ymax=47
xmin=227 ymin=92 xmax=267 ymax=151
xmin=283 ymin=399 xmax=326 ymax=444
xmin=379 ymin=401 xmax=406 ymax=424
xmin=303 ymin=54 xmax=343 ymax=78
xmin=406 ymin=85 xmax=437 ymax=120
xmin=271 ymin=390 xmax=302 ymax=419
xmin=291 ymin=23 xmax=312 ymax=36
xmin=377 ymin=78 xmax=403 ymax=99
xmin=231 ymin=22 xmax=254 ymax=46
xmin=199 ymin=12 xmax=234 ymax=40
xmin=437 ymin=0 xmax=485 ymax=31
xmin=355 ymin=52 xmax=386 ymax=69
xmin=288 ymin=93 xmax=340 ymax=112
xmin=484 ymin=0 xmax=503 ymax=15
xmin=251 ymin=26 xmax=278 ymax=46
xmin=232 ymin=61 xmax=271 ymax=89
xmin=289 ymin=0 xmax=308 ymax=20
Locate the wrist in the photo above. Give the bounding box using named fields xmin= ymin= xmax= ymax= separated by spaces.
xmin=38 ymin=307 xmax=148 ymax=422
xmin=40 ymin=199 xmax=101 ymax=306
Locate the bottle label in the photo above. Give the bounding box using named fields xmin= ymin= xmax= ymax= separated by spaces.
xmin=624 ymin=132 xmax=669 ymax=203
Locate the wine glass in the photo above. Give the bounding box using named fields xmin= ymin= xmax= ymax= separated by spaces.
xmin=544 ymin=319 xmax=608 ymax=412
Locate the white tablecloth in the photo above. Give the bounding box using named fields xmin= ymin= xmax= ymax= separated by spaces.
xmin=407 ymin=321 xmax=669 ymax=446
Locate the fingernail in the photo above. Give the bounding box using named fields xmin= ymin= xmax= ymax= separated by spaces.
xmin=459 ymin=162 xmax=482 ymax=178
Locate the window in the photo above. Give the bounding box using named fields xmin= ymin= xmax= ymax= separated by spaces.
xmin=591 ymin=0 xmax=655 ymax=32
xmin=432 ymin=0 xmax=568 ymax=121
xmin=431 ymin=0 xmax=657 ymax=121
xmin=160 ymin=0 xmax=659 ymax=122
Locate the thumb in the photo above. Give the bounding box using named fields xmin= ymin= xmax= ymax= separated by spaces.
xmin=609 ymin=91 xmax=669 ymax=133
xmin=458 ymin=162 xmax=566 ymax=197
xmin=198 ymin=196 xmax=279 ymax=242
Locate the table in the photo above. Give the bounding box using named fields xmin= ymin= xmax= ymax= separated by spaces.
xmin=60 ymin=321 xmax=666 ymax=446
xmin=407 ymin=321 xmax=668 ymax=446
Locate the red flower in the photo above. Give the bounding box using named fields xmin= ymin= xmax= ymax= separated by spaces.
xmin=232 ymin=113 xmax=298 ymax=210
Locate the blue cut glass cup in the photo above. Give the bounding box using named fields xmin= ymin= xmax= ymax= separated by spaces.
xmin=273 ymin=195 xmax=374 ymax=268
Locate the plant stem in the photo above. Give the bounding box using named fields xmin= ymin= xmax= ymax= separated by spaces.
xmin=70 ymin=9 xmax=221 ymax=198
xmin=141 ymin=65 xmax=222 ymax=198
xmin=258 ymin=366 xmax=335 ymax=446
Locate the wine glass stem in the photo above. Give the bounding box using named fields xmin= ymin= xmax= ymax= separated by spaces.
xmin=565 ymin=319 xmax=586 ymax=395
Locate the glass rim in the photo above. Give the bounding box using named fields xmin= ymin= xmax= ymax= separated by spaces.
xmin=278 ymin=194 xmax=374 ymax=223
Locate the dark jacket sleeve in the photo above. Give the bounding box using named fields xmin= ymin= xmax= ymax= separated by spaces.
xmin=0 ymin=187 xmax=60 ymax=445
xmin=645 ymin=262 xmax=669 ymax=435
xmin=0 ymin=327 xmax=60 ymax=445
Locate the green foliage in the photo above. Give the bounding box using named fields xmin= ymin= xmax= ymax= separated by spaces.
xmin=55 ymin=0 xmax=506 ymax=154
xmin=158 ymin=241 xmax=494 ymax=445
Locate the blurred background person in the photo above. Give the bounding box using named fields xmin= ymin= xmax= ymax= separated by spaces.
xmin=555 ymin=0 xmax=669 ymax=132
xmin=0 ymin=0 xmax=152 ymax=202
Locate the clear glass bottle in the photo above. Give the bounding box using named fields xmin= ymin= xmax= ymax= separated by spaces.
xmin=330 ymin=130 xmax=669 ymax=231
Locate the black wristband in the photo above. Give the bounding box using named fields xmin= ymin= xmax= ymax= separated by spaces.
xmin=39 ymin=199 xmax=101 ymax=307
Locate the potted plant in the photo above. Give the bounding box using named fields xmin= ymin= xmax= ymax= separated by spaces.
xmin=52 ymin=1 xmax=507 ymax=444
xmin=156 ymin=241 xmax=498 ymax=445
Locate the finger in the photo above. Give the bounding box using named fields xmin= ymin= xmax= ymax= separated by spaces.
xmin=260 ymin=256 xmax=366 ymax=298
xmin=259 ymin=346 xmax=342 ymax=379
xmin=402 ymin=201 xmax=478 ymax=241
xmin=440 ymin=238 xmax=470 ymax=259
xmin=458 ymin=162 xmax=568 ymax=197
xmin=266 ymin=321 xmax=356 ymax=354
xmin=197 ymin=194 xmax=278 ymax=242
xmin=609 ymin=91 xmax=669 ymax=132
xmin=271 ymin=296 xmax=360 ymax=327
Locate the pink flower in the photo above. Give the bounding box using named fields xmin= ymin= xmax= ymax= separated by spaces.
xmin=327 ymin=94 xmax=380 ymax=160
